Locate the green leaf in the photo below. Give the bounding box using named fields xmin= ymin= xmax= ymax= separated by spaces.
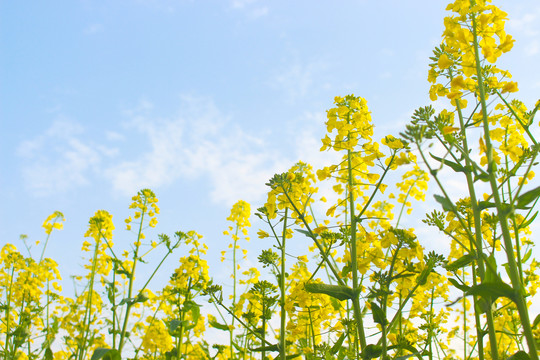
xmin=474 ymin=172 xmax=490 ymax=183
xmin=337 ymin=347 xmax=347 ymax=360
xmin=361 ymin=344 xmax=383 ymax=360
xmin=330 ymin=333 xmax=346 ymax=355
xmin=167 ymin=319 xmax=182 ymax=336
xmin=483 ymin=253 xmax=499 ymax=283
xmin=430 ymin=153 xmax=466 ymax=173
xmin=296 ymin=229 xmax=315 ymax=239
xmin=388 ymin=344 xmax=420 ymax=357
xmin=329 ymin=297 xmax=341 ymax=311
xmin=118 ymin=297 xmax=136 ymax=306
xmin=445 ymin=253 xmax=476 ymax=272
xmin=520 ymin=211 xmax=538 ymax=229
xmin=478 ymin=200 xmax=521 ymax=212
xmin=90 ymin=348 xmax=120 ymax=360
xmin=43 ymin=348 xmax=53 ymax=360
xmin=232 ymin=341 xmax=247 ymax=352
xmin=208 ymin=318 xmax=230 ymax=331
xmin=466 ymin=282 xmax=517 ymax=304
xmin=250 ymin=344 xmax=280 ymax=352
xmin=522 ymin=249 xmax=533 ymax=263
xmin=434 ymin=194 xmax=454 ymax=212
xmin=532 ymin=313 xmax=540 ymax=329
xmin=369 ymin=302 xmax=387 ymax=326
xmin=448 ymin=278 xmax=470 ymax=292
xmin=341 ymin=264 xmax=351 ymax=278
xmin=285 ymin=354 xmax=302 ymax=359
xmin=304 ymin=283 xmax=355 ymax=301
xmin=115 ymin=268 xmax=131 ymax=277
xmin=507 ymin=351 xmax=531 ymax=360
xmin=395 ymin=356 xmax=417 ymax=360
xmin=478 ymin=201 xmax=497 ymax=211
xmin=517 ymin=186 xmax=540 ymax=209
xmin=136 ymin=293 xmax=149 ymax=303
xmin=416 ymin=266 xmax=432 ymax=286
xmin=187 ymin=301 xmax=201 ymax=329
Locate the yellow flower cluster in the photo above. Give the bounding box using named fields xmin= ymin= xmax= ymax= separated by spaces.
xmin=0 ymin=244 xmax=63 ymax=344
xmin=428 ymin=0 xmax=518 ymax=107
xmin=226 ymin=200 xmax=251 ymax=231
xmin=42 ymin=211 xmax=65 ymax=235
xmin=85 ymin=209 xmax=115 ymax=242
xmin=125 ymin=188 xmax=160 ymax=231
xmin=265 ymin=161 xmax=318 ymax=224
xmin=140 ymin=317 xmax=173 ymax=353
xmin=321 ymin=95 xmax=373 ymax=152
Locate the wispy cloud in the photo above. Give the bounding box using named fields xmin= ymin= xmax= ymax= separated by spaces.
xmin=230 ymin=0 xmax=268 ymax=19
xmin=508 ymin=8 xmax=540 ymax=37
xmin=17 ymin=96 xmax=335 ymax=206
xmin=270 ymin=59 xmax=330 ymax=103
xmin=525 ymin=40 xmax=540 ymax=56
xmin=17 ymin=118 xmax=112 ymax=197
xmin=508 ymin=6 xmax=540 ymax=57
xmin=106 ymin=96 xmax=288 ymax=206
xmin=84 ymin=23 xmax=104 ymax=35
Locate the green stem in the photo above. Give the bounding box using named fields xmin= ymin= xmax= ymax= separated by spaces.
xmin=470 ymin=9 xmax=538 ymax=359
xmin=38 ymin=231 xmax=52 ymax=264
xmin=78 ymin=237 xmax=101 ymax=360
xmin=347 ymin=148 xmax=367 ymax=354
xmin=4 ymin=266 xmax=15 ymax=360
xmin=111 ymin=265 xmax=118 ymax=349
xmin=210 ymin=292 xmax=274 ymax=347
xmin=450 ymin=71 xmax=489 ymax=360
xmin=231 ymin=224 xmax=239 ymax=360
xmin=118 ymin=203 xmax=146 ymax=353
xmin=279 ymin=208 xmax=288 ymax=360
xmin=262 ymin=301 xmax=267 ymax=360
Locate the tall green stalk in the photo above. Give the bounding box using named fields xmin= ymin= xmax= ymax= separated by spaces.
xmin=78 ymin=238 xmax=101 ymax=360
xmin=118 ymin=203 xmax=146 ymax=353
xmin=471 ymin=10 xmax=538 ymax=359
xmin=279 ymin=208 xmax=288 ymax=360
xmin=346 ymin=147 xmax=367 ymax=354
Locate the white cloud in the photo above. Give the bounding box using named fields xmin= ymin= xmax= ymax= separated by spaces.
xmin=17 ymin=118 xmax=109 ymax=197
xmin=230 ymin=0 xmax=268 ymax=19
xmin=525 ymin=40 xmax=540 ymax=56
xmin=16 ymin=97 xmax=340 ymax=206
xmin=380 ymin=48 xmax=395 ymax=57
xmin=508 ymin=9 xmax=540 ymax=37
xmin=84 ymin=23 xmax=104 ymax=35
xmin=271 ymin=59 xmax=329 ymax=103
xmin=105 ymin=131 xmax=125 ymax=142
xmin=231 ymin=0 xmax=254 ymax=9
xmin=105 ymin=96 xmax=288 ymax=206
xmin=506 ymin=5 xmax=540 ymax=60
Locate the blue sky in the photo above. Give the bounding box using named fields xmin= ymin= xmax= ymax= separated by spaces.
xmin=1 ymin=0 xmax=540 ymax=293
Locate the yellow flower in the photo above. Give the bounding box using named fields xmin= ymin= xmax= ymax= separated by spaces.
xmin=501 ymin=81 xmax=518 ymax=93
xmin=42 ymin=211 xmax=65 ymax=235
xmin=381 ymin=135 xmax=404 ymax=150
xmin=438 ymin=54 xmax=453 ymax=69
xmin=450 ymin=75 xmax=467 ymax=90
xmin=442 ymin=126 xmax=460 ymax=134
